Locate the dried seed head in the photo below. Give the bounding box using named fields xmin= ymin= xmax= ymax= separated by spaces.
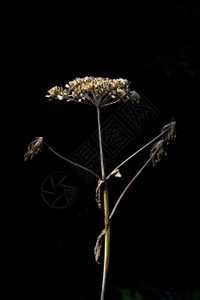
xmin=151 ymin=120 xmax=176 ymax=166
xmin=24 ymin=137 xmax=43 ymax=161
xmin=150 ymin=139 xmax=165 ymax=166
xmin=46 ymin=76 xmax=140 ymax=107
xmin=161 ymin=120 xmax=176 ymax=145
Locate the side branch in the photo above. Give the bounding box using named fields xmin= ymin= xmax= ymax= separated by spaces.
xmin=106 ymin=120 xmax=176 ymax=180
xmin=109 ymin=140 xmax=164 ymax=221
xmin=44 ymin=141 xmax=101 ymax=179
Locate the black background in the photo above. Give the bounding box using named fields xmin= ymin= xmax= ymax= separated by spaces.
xmin=4 ymin=0 xmax=200 ymax=299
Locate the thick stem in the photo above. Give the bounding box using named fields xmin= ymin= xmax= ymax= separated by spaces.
xmin=97 ymin=106 xmax=105 ymax=180
xmin=100 ymin=183 xmax=110 ymax=300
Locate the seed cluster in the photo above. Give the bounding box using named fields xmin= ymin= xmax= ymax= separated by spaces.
xmin=150 ymin=139 xmax=165 ymax=167
xmin=150 ymin=120 xmax=176 ymax=166
xmin=161 ymin=121 xmax=176 ymax=145
xmin=24 ymin=137 xmax=43 ymax=161
xmin=46 ymin=76 xmax=140 ymax=107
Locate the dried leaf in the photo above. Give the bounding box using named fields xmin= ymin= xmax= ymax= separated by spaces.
xmin=109 ymin=168 xmax=122 ymax=178
xmin=113 ymin=169 xmax=122 ymax=178
xmin=95 ymin=179 xmax=104 ymax=209
xmin=94 ymin=229 xmax=105 ymax=264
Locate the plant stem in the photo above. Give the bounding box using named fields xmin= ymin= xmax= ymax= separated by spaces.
xmin=101 ymin=182 xmax=110 ymax=300
xmin=96 ymin=106 xmax=110 ymax=300
xmin=97 ymin=107 xmax=105 ymax=180
xmin=109 ymin=142 xmax=163 ymax=221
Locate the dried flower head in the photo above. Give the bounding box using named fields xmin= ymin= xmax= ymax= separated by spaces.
xmin=150 ymin=120 xmax=176 ymax=166
xmin=162 ymin=120 xmax=176 ymax=144
xmin=24 ymin=137 xmax=43 ymax=161
xmin=46 ymin=76 xmax=140 ymax=107
xmin=150 ymin=139 xmax=165 ymax=166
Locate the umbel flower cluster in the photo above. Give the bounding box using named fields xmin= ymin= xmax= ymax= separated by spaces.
xmin=46 ymin=76 xmax=140 ymax=107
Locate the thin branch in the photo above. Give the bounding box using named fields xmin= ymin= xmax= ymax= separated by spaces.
xmin=109 ymin=141 xmax=163 ymax=221
xmin=43 ymin=141 xmax=100 ymax=179
xmin=106 ymin=121 xmax=176 ymax=180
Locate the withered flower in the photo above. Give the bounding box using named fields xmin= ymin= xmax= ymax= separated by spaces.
xmin=150 ymin=139 xmax=165 ymax=166
xmin=162 ymin=120 xmax=176 ymax=144
xmin=24 ymin=137 xmax=43 ymax=161
xmin=46 ymin=76 xmax=140 ymax=107
xmin=150 ymin=120 xmax=176 ymax=166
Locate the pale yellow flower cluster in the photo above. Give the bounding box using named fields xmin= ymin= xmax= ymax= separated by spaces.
xmin=46 ymin=76 xmax=140 ymax=107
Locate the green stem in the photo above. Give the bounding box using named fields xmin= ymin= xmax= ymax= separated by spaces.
xmin=100 ymin=182 xmax=110 ymax=300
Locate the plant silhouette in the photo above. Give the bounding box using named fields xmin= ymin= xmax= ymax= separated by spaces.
xmin=24 ymin=76 xmax=176 ymax=300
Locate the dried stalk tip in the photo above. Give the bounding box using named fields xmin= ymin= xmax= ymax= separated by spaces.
xmin=46 ymin=76 xmax=140 ymax=107
xmin=24 ymin=137 xmax=43 ymax=161
xmin=94 ymin=229 xmax=105 ymax=264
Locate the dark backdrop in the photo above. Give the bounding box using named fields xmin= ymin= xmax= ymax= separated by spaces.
xmin=5 ymin=1 xmax=200 ymax=299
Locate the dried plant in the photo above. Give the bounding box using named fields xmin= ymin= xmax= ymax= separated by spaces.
xmin=24 ymin=76 xmax=176 ymax=300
